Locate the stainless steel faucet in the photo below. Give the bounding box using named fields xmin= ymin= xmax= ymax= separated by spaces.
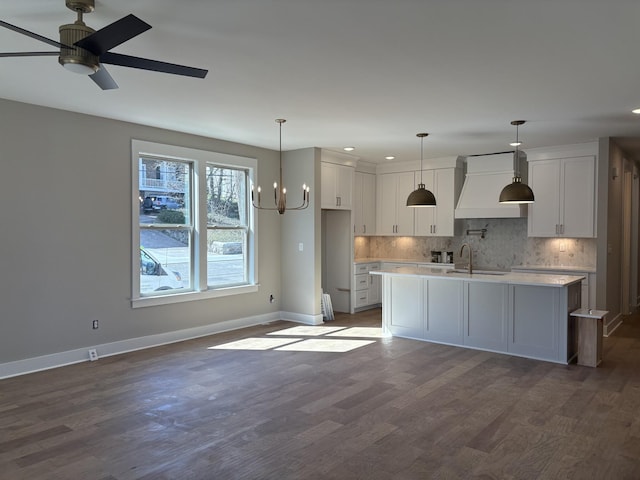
xmin=459 ymin=243 xmax=473 ymax=274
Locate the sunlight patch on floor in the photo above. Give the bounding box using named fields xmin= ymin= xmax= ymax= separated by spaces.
xmin=209 ymin=325 xmax=381 ymax=352
xmin=267 ymin=326 xmax=347 ymax=336
xmin=275 ymin=338 xmax=375 ymax=353
xmin=209 ymin=337 xmax=301 ymax=350
xmin=327 ymin=327 xmax=383 ymax=338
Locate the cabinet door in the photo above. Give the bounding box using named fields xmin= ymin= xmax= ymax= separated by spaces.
xmin=414 ymin=169 xmax=456 ymax=237
xmin=388 ymin=276 xmax=424 ymax=338
xmin=377 ymin=174 xmax=400 ymax=235
xmin=528 ymin=160 xmax=561 ymax=237
xmin=353 ymin=172 xmax=364 ymax=234
xmin=414 ymin=170 xmax=436 ymax=236
xmin=433 ymin=168 xmax=456 ymax=236
xmin=369 ymin=274 xmax=381 ymax=304
xmin=395 ymin=171 xmax=416 ymax=235
xmin=354 ymin=172 xmax=376 ymax=235
xmin=336 ymin=165 xmax=354 ymax=209
xmin=425 ymin=279 xmax=463 ymax=344
xmin=561 ymin=156 xmax=595 ymax=237
xmin=361 ymin=172 xmax=376 ymax=235
xmin=321 ymin=163 xmax=353 ymax=210
xmin=321 ymin=162 xmax=338 ymax=209
xmin=508 ymin=285 xmax=559 ymax=361
xmin=464 ymin=282 xmax=508 ymax=351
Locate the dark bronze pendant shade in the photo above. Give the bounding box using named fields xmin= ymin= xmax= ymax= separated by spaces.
xmin=407 ymin=184 xmax=437 ymax=206
xmin=407 ymin=133 xmax=436 ymax=207
xmin=499 ymin=120 xmax=535 ymax=204
xmin=499 ymin=175 xmax=535 ymax=204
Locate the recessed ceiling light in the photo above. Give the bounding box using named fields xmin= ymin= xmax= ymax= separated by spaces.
xmin=510 ymin=141 xmax=522 ymax=147
xmin=343 ymin=146 xmax=355 ymax=151
xmin=385 ymin=156 xmax=395 ymax=160
xmin=633 ymin=108 xmax=640 ymax=115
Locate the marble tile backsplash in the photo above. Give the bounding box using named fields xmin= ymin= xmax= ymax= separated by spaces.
xmin=355 ymin=218 xmax=596 ymax=270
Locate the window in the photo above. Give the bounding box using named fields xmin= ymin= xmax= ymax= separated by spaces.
xmin=132 ymin=140 xmax=258 ymax=307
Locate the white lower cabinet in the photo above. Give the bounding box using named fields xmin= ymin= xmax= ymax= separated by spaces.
xmin=464 ymin=282 xmax=508 ymax=352
xmin=352 ymin=262 xmax=381 ymax=312
xmin=387 ymin=275 xmax=424 ymax=338
xmin=511 ymin=267 xmax=595 ymax=310
xmin=425 ymin=279 xmax=463 ymax=344
xmin=381 ymin=274 xmax=580 ymax=364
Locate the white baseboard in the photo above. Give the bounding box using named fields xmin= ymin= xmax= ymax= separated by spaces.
xmin=0 ymin=311 xmax=282 ymax=380
xmin=603 ymin=312 xmax=623 ymax=337
xmin=280 ymin=311 xmax=324 ymax=325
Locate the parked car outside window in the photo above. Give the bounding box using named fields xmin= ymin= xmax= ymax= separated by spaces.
xmin=153 ymin=196 xmax=181 ymax=210
xmin=140 ymin=247 xmax=182 ymax=292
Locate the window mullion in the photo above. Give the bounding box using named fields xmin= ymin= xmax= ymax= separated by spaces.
xmin=195 ymin=159 xmax=209 ymax=291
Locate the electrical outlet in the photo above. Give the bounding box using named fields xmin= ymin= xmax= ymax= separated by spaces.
xmin=92 ymin=319 xmax=99 ymax=329
xmin=88 ymin=348 xmax=99 ymax=361
xmin=269 ymin=294 xmax=275 ymax=303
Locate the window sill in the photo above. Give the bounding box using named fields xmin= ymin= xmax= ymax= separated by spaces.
xmin=131 ymin=284 xmax=260 ymax=308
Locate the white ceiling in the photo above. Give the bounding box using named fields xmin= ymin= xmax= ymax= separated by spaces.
xmin=2 ymin=0 xmax=640 ymax=163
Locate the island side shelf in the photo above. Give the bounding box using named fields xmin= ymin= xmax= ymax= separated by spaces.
xmin=372 ymin=267 xmax=584 ymax=364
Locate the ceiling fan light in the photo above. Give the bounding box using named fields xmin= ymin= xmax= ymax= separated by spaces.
xmin=61 ymin=60 xmax=98 ymax=74
xmin=499 ymin=177 xmax=535 ymax=204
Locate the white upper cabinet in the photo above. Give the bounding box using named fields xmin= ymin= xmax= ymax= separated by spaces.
xmin=527 ymin=146 xmax=596 ymax=238
xmin=376 ymin=171 xmax=415 ymax=235
xmin=414 ymin=167 xmax=461 ymax=237
xmin=353 ymin=171 xmax=376 ymax=235
xmin=321 ymin=161 xmax=354 ymax=210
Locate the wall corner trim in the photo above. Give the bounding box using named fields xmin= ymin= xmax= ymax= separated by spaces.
xmin=280 ymin=311 xmax=324 ymax=325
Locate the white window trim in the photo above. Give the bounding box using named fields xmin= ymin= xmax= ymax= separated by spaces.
xmin=131 ymin=139 xmax=258 ymax=308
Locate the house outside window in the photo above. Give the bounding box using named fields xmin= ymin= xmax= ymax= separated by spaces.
xmin=132 ymin=140 xmax=258 ymax=307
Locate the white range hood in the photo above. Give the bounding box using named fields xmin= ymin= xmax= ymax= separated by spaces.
xmin=454 ymin=152 xmax=528 ymax=219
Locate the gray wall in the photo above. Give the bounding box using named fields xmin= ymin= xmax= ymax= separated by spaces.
xmin=0 ymin=99 xmax=283 ymax=364
xmin=280 ymin=148 xmax=322 ymax=321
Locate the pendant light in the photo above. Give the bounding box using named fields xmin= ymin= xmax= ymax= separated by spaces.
xmin=499 ymin=120 xmax=535 ymax=204
xmin=251 ymin=119 xmax=310 ymax=215
xmin=406 ymin=133 xmax=436 ymax=207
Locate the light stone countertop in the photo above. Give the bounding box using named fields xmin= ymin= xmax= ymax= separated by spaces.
xmin=510 ymin=264 xmax=596 ymax=274
xmin=371 ymin=266 xmax=585 ymax=288
xmin=354 ymin=258 xmax=455 ymax=266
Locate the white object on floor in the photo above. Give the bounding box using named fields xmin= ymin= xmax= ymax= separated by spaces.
xmin=321 ymin=291 xmax=334 ymax=321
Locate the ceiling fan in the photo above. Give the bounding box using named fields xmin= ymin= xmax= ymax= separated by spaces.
xmin=0 ymin=0 xmax=208 ymax=90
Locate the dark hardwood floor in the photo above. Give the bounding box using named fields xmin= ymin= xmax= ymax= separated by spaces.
xmin=2 ymin=308 xmax=640 ymax=479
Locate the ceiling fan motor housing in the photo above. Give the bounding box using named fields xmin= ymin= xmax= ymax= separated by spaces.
xmin=58 ymin=21 xmax=99 ymax=74
xmin=65 ymin=0 xmax=95 ymax=13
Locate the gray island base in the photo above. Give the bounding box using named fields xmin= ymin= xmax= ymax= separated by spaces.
xmin=372 ymin=267 xmax=585 ymax=364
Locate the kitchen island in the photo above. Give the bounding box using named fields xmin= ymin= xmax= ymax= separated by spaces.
xmin=371 ymin=266 xmax=584 ymax=364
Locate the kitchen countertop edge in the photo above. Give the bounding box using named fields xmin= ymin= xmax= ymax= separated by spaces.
xmin=371 ymin=266 xmax=585 ymax=288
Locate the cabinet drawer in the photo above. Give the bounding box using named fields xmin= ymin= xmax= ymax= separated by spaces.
xmin=355 ymin=274 xmax=370 ymax=291
xmin=355 ymin=263 xmax=371 ymax=274
xmin=355 ymin=290 xmax=370 ymax=307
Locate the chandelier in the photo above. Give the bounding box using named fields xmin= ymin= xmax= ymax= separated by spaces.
xmin=251 ymin=119 xmax=310 ymax=214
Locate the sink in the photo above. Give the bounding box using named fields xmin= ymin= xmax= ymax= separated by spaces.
xmin=446 ymin=269 xmax=506 ymax=276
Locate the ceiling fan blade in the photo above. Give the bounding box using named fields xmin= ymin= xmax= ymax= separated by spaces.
xmin=100 ymin=52 xmax=208 ymax=78
xmin=74 ymin=14 xmax=151 ymax=55
xmin=0 ymin=20 xmax=71 ymax=49
xmin=0 ymin=51 xmax=59 ymax=57
xmin=89 ymin=65 xmax=119 ymax=90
